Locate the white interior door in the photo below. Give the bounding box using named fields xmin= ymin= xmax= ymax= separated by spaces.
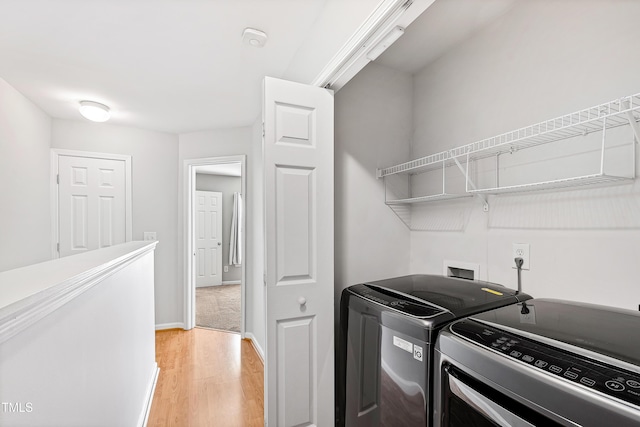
xmin=263 ymin=76 xmax=334 ymax=426
xmin=194 ymin=190 xmax=223 ymax=287
xmin=57 ymin=154 xmax=128 ymax=257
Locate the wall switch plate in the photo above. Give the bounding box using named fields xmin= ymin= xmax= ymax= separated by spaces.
xmin=224 ymin=266 xmax=229 ymax=273
xmin=143 ymin=232 xmax=157 ymax=241
xmin=512 ymin=243 xmax=530 ymax=270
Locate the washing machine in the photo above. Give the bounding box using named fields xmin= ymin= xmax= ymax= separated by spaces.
xmin=336 ymin=274 xmax=532 ymax=427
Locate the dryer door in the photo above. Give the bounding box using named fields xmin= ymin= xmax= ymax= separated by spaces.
xmin=440 ymin=365 xmax=565 ymax=427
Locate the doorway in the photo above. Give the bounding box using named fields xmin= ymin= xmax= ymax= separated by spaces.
xmin=183 ymin=155 xmax=246 ymax=335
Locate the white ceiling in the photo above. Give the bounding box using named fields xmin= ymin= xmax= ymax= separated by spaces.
xmin=0 ymin=0 xmax=380 ymax=134
xmin=376 ymin=0 xmax=516 ymax=74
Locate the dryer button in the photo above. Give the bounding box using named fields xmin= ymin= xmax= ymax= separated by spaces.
xmin=549 ymin=365 xmax=563 ymax=374
xmin=605 ymin=380 xmax=625 ymax=392
xmin=580 ymin=377 xmax=596 ymax=387
xmin=627 ymin=380 xmax=640 ymax=389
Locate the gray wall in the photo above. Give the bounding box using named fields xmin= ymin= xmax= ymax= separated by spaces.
xmin=51 ymin=119 xmax=180 ymax=326
xmin=196 ymin=173 xmax=242 ymax=283
xmin=407 ymin=0 xmax=640 ymax=309
xmin=0 ymin=77 xmax=52 ymax=272
xmin=334 ymin=62 xmax=414 ymax=321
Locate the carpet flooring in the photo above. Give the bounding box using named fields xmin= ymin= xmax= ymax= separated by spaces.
xmin=196 ymin=284 xmax=241 ymax=333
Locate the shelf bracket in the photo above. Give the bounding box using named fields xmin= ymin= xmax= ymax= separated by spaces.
xmin=452 ymin=155 xmax=489 ymax=212
xmin=625 ymin=111 xmax=640 ymax=144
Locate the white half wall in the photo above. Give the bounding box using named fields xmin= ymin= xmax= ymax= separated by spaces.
xmin=408 ymin=0 xmax=640 ymax=310
xmin=0 ymin=242 xmax=157 ymax=427
xmin=334 ymin=62 xmax=413 ymax=321
xmin=51 ymin=119 xmax=180 ymax=325
xmin=0 ymin=77 xmax=52 ymax=272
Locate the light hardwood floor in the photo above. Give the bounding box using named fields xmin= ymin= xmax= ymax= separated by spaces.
xmin=148 ymin=328 xmax=264 ymax=427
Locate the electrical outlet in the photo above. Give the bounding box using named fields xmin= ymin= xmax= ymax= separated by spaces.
xmin=512 ymin=243 xmax=530 ymax=270
xmin=143 ymin=232 xmax=157 ymax=241
xmin=519 ymin=304 xmax=536 ymax=324
xmin=224 ymin=266 xmax=229 ymax=273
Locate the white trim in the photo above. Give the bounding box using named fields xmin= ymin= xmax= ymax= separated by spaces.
xmin=244 ymin=332 xmax=265 ymax=364
xmin=155 ymin=322 xmax=185 ymax=330
xmin=311 ymin=0 xmax=436 ymax=91
xmin=137 ymin=364 xmax=159 ymax=427
xmin=50 ymin=149 xmax=133 ymax=259
xmin=183 ymin=155 xmax=247 ymax=337
xmin=222 ymin=280 xmax=241 ymax=286
xmin=0 ymin=241 xmax=157 ymax=345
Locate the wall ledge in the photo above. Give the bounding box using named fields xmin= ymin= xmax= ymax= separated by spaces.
xmin=0 ymin=241 xmax=158 ymax=344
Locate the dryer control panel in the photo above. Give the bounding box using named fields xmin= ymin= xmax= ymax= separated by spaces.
xmin=451 ymin=319 xmax=640 ymax=408
xmin=348 ymin=284 xmax=445 ymax=318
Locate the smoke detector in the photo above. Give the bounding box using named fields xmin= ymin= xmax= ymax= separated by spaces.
xmin=242 ymin=28 xmax=267 ymax=48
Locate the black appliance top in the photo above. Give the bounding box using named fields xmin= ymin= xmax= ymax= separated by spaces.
xmin=350 ymin=274 xmax=530 ymax=321
xmin=470 ymin=298 xmax=640 ymax=367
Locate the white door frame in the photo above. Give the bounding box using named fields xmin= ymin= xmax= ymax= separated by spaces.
xmin=183 ymin=155 xmax=246 ymax=334
xmin=50 ymin=149 xmax=133 ymax=259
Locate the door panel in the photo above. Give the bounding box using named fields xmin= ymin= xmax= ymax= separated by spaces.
xmin=194 ymin=190 xmax=222 ymax=287
xmin=277 ymin=317 xmax=315 ymax=427
xmin=264 ymin=76 xmax=334 ymax=427
xmin=276 ymin=166 xmax=314 ymax=283
xmin=58 ymin=155 xmax=126 ymax=257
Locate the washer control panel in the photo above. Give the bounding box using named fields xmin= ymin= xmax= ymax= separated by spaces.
xmin=451 ymin=319 xmax=640 ymax=407
xmin=349 ymin=284 xmax=445 ymax=318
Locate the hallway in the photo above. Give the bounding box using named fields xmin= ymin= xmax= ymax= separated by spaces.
xmin=148 ymin=328 xmax=263 ymax=426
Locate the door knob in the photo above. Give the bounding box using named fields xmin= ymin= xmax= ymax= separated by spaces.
xmin=298 ymin=297 xmax=307 ymax=306
xmin=218 ymin=242 xmax=222 ymax=246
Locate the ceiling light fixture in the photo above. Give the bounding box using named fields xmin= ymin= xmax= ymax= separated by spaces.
xmin=366 ymin=26 xmax=405 ymax=61
xmin=79 ymin=100 xmax=111 ymax=122
xmin=242 ymin=28 xmax=267 ymax=48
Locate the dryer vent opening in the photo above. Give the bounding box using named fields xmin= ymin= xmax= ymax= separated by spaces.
xmin=443 ymin=260 xmax=480 ymax=281
xmin=447 ymin=267 xmax=474 ymax=280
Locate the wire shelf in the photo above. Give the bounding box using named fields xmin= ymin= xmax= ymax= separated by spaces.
xmin=377 ymin=150 xmax=451 ymax=177
xmin=468 ymin=173 xmax=632 ymax=195
xmin=378 ymin=93 xmax=640 ymax=177
xmin=462 ymin=94 xmax=640 ymax=161
xmin=386 ymin=193 xmax=471 ymax=205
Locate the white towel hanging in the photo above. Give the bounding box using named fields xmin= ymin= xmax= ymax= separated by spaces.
xmin=229 ymin=192 xmax=242 ymax=266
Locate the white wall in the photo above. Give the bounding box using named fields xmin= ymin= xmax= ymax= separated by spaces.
xmin=51 ymin=119 xmax=180 ymax=325
xmin=248 ymin=118 xmax=265 ymax=355
xmin=195 ymin=173 xmax=242 ymax=283
xmin=334 ymin=62 xmax=414 ymax=320
xmin=0 ymin=78 xmax=52 ymax=272
xmin=409 ymin=0 xmax=640 ymax=309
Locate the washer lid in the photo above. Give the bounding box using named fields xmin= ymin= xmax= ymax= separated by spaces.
xmin=364 ymin=274 xmax=529 ymax=317
xmin=471 ymin=298 xmax=640 ymax=367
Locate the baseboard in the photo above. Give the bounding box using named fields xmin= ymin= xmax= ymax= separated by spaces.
xmin=244 ymin=332 xmax=265 ymax=364
xmin=155 ymin=322 xmax=185 ymax=330
xmin=222 ymin=280 xmax=241 ymax=285
xmin=137 ymin=363 xmax=159 ymax=427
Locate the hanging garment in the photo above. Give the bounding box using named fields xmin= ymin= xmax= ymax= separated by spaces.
xmin=229 ymin=192 xmax=242 ymax=266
